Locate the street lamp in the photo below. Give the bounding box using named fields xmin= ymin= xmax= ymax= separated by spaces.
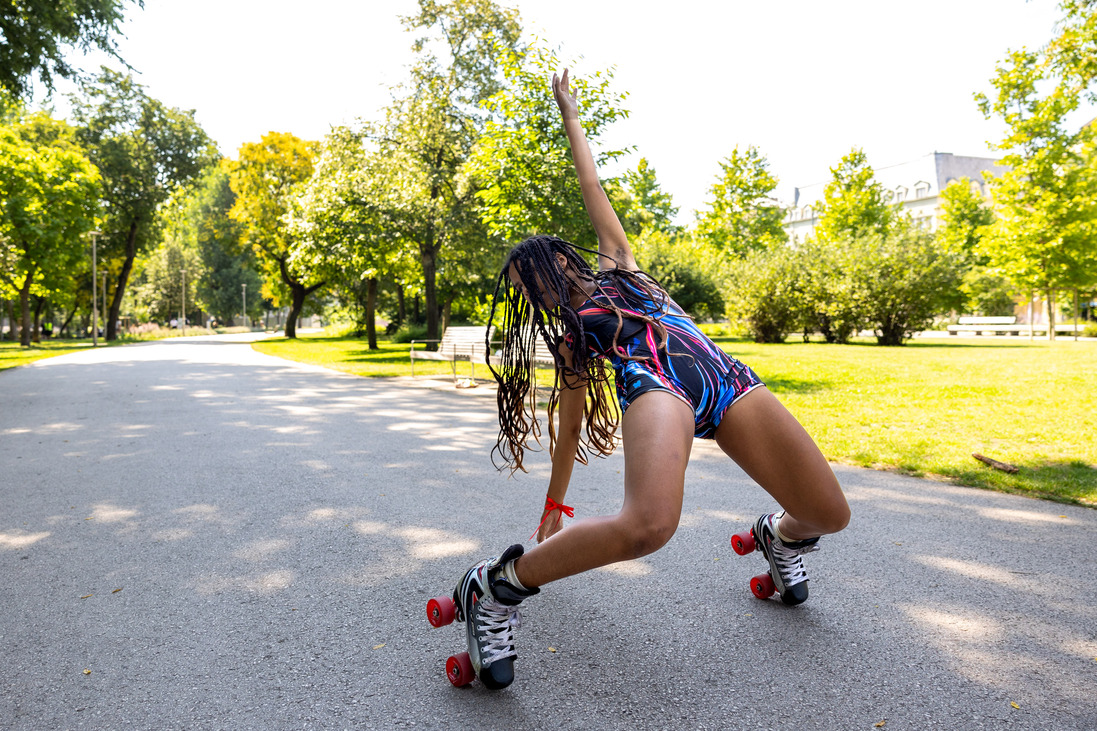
xmin=180 ymin=269 xmax=187 ymax=337
xmin=88 ymin=230 xmax=101 ymax=346
xmin=242 ymin=283 xmax=247 ymax=329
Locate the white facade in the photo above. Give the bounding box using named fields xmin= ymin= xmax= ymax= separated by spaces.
xmin=782 ymin=152 xmax=1006 ymax=242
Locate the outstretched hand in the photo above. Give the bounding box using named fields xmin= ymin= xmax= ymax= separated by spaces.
xmin=552 ymin=69 xmax=578 ymax=120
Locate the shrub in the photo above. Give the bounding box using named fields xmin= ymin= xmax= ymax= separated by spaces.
xmin=389 ymin=323 xmax=428 ymax=343
xmin=725 ymin=246 xmax=803 ymax=343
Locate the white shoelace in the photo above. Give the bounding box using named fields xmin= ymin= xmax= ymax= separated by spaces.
xmin=772 ymin=540 xmax=819 ymax=585
xmin=477 ymin=598 xmax=523 ymax=665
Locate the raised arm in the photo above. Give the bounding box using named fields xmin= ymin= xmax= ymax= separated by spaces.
xmin=553 ymin=69 xmax=636 ymax=272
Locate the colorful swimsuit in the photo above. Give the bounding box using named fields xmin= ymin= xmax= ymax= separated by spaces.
xmin=575 ymin=278 xmax=764 ymax=439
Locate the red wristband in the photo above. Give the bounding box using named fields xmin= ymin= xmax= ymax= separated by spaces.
xmin=531 ymin=497 xmax=574 ymax=540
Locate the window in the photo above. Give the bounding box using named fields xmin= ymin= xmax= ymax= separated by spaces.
xmin=914 ymin=182 xmax=930 ymax=198
xmin=895 ymin=186 xmax=907 ymax=202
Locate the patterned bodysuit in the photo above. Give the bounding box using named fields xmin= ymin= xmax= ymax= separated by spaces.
xmin=574 ymin=278 xmax=763 ymax=439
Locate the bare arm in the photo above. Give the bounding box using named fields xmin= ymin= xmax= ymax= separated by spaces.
xmin=553 ymin=69 xmax=636 ymax=272
xmin=537 ymin=345 xmax=588 ymax=543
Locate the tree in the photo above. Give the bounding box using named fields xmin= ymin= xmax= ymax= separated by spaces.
xmin=725 ymin=245 xmax=803 ymax=343
xmin=228 ymin=132 xmax=322 ymax=339
xmin=70 ymin=68 xmax=216 ymax=339
xmin=936 ymin=178 xmax=1013 ymax=316
xmin=612 ymin=157 xmax=679 ymax=236
xmin=812 ymin=148 xmax=894 ymax=243
xmin=854 ymin=227 xmax=964 ymax=345
xmin=379 ymin=0 xmax=522 ymax=345
xmin=976 ymin=0 xmax=1097 ymax=339
xmin=290 ymin=125 xmax=406 ymax=347
xmin=0 ymin=111 xmax=100 ymax=345
xmin=0 ymin=0 xmax=141 ymax=99
xmin=632 ymin=229 xmax=725 ymax=321
xmin=695 ymin=145 xmax=786 ymax=256
xmin=142 ymin=162 xmax=259 ymax=326
xmin=471 ymin=41 xmax=629 ymax=253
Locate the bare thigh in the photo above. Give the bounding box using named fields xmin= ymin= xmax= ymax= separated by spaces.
xmin=714 ymin=387 xmax=849 ymax=538
xmin=513 ymin=390 xmax=695 ymax=588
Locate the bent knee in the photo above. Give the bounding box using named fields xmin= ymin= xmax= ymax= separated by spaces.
xmin=624 ymin=519 xmax=678 ymax=559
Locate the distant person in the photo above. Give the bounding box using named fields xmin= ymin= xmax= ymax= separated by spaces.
xmin=435 ymin=70 xmax=850 ymax=690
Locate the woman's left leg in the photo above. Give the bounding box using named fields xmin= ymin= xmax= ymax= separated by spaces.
xmin=714 ymin=386 xmax=849 ymax=539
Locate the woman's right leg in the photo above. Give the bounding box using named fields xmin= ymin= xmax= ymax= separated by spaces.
xmin=513 ymin=390 xmax=696 ymax=589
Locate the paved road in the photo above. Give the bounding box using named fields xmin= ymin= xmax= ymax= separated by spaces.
xmin=2 ymin=336 xmax=1096 ymax=730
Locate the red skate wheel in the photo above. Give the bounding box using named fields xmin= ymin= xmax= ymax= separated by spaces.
xmin=427 ymin=596 xmax=456 ymax=627
xmin=750 ymin=573 xmax=776 ymax=599
xmin=731 ymin=530 xmax=756 ymax=555
xmin=446 ymin=652 xmax=475 ymax=687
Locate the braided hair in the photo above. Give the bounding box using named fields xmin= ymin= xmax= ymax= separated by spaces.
xmin=485 ymin=234 xmax=676 ymax=473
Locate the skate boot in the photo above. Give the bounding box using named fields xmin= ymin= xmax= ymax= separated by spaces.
xmin=452 ymin=543 xmax=539 ymax=690
xmin=752 ymin=512 xmax=820 ymax=606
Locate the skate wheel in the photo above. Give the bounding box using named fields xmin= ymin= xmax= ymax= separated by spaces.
xmin=427 ymin=596 xmax=456 ymax=627
xmin=750 ymin=573 xmax=776 ymax=599
xmin=731 ymin=530 xmax=756 ymax=555
xmin=446 ymin=652 xmax=475 ymax=687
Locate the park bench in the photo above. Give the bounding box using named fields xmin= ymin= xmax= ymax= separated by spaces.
xmin=408 ymin=325 xmax=564 ymax=386
xmin=410 ymin=326 xmax=496 ymax=384
xmin=947 ymin=316 xmax=1019 ymax=336
xmin=947 ymin=316 xmax=1084 ymax=337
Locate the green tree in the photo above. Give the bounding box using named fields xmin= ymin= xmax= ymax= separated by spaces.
xmin=71 ymin=68 xmax=216 ymax=339
xmin=0 ymin=111 xmax=100 ymax=345
xmin=228 ymin=132 xmax=323 ymax=338
xmin=613 ymin=157 xmax=679 ymax=235
xmin=695 ymin=145 xmax=786 ymax=256
xmin=290 ymin=125 xmax=404 ymax=347
xmin=976 ymin=0 xmax=1097 ymax=339
xmin=725 ymin=245 xmax=803 ymax=343
xmin=381 ymin=0 xmax=522 ymax=345
xmin=632 ymin=229 xmax=724 ymax=321
xmin=935 ymin=178 xmax=1013 ymax=316
xmin=144 ymin=162 xmax=259 ymax=326
xmin=813 ymin=148 xmax=894 ymax=243
xmin=854 ymin=227 xmax=964 ymax=345
xmin=0 ymin=0 xmax=140 ymax=99
xmin=471 ymin=41 xmax=630 ymax=254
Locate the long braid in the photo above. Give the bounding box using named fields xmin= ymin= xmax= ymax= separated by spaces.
xmin=487 ymin=235 xmax=680 ymax=473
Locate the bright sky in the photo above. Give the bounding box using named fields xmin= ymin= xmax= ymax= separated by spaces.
xmin=43 ymin=0 xmax=1079 ymax=221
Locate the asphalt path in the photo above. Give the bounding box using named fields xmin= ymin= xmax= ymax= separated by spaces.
xmin=2 ymin=335 xmax=1095 ymax=730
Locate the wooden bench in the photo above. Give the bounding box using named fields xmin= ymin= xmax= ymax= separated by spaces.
xmin=948 ymin=316 xmax=1018 ymax=336
xmin=410 ymin=326 xmax=496 ymax=383
xmin=947 ymin=316 xmax=1084 ymax=336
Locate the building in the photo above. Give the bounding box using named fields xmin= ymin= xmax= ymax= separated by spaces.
xmin=782 ymin=152 xmax=1006 ymax=243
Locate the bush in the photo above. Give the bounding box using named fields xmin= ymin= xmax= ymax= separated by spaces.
xmin=1084 ymin=322 xmax=1097 ymax=338
xmin=389 ymin=323 xmax=428 ymax=343
xmin=725 ymin=246 xmax=803 ymax=343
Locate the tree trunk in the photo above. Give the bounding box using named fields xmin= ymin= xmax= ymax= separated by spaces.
xmin=396 ymin=286 xmax=406 ymax=327
xmin=59 ymin=305 xmax=77 ymax=338
xmin=108 ymin=218 xmax=140 ymax=341
xmin=32 ymin=296 xmax=44 ymax=343
xmin=1046 ymin=288 xmax=1056 ymax=341
xmin=19 ymin=270 xmax=34 ymax=347
xmin=441 ymin=298 xmax=452 ymax=333
xmin=420 ymin=242 xmax=439 ymax=350
xmin=1027 ymin=291 xmax=1034 ymax=340
xmin=1073 ymin=288 xmax=1080 ymax=341
xmin=285 ymin=282 xmax=305 ymax=339
xmin=366 ymin=277 xmax=377 ymax=350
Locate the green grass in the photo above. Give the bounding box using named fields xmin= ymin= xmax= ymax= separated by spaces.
xmin=0 ymin=340 xmax=97 ymax=371
xmin=254 ymin=333 xmax=1097 ymax=507
xmin=715 ymin=337 xmax=1096 ymax=506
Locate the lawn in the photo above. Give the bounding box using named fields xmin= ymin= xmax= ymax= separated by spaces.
xmin=254 ymin=333 xmax=1097 ymax=507
xmin=0 ymin=340 xmax=96 ymax=371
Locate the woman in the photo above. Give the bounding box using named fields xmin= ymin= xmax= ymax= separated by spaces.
xmin=442 ymin=70 xmax=850 ymax=690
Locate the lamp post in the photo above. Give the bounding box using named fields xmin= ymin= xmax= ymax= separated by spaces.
xmin=89 ymin=230 xmax=101 ymax=346
xmin=181 ymin=268 xmax=186 ymax=337
xmin=242 ymin=283 xmax=247 ymax=329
